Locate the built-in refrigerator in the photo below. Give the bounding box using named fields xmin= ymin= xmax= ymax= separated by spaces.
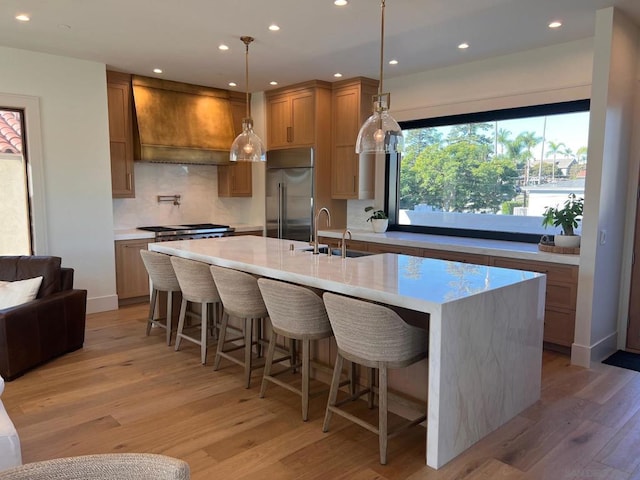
xmin=265 ymin=147 xmax=314 ymax=241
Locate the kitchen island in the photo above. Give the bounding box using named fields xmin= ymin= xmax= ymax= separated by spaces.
xmin=149 ymin=235 xmax=546 ymax=469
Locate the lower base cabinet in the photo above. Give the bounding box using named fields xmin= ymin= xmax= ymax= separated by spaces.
xmin=115 ymin=239 xmax=150 ymax=304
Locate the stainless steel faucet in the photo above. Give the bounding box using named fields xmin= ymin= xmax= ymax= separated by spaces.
xmin=341 ymin=229 xmax=352 ymax=259
xmin=313 ymin=207 xmax=331 ymax=254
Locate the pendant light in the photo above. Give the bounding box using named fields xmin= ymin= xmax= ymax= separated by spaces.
xmin=230 ymin=36 xmax=265 ymax=162
xmin=355 ymin=0 xmax=403 ymax=155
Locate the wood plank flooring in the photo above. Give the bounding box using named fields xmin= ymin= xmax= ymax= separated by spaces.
xmin=3 ymin=304 xmax=640 ymax=479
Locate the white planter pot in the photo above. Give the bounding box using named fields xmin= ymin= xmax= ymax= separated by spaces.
xmin=371 ymin=218 xmax=388 ymax=233
xmin=554 ymin=234 xmax=581 ymax=248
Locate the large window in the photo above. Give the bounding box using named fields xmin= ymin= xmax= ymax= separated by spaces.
xmin=389 ymin=100 xmax=590 ymax=243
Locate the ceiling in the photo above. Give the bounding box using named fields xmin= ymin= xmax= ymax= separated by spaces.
xmin=1 ymin=0 xmax=639 ymax=92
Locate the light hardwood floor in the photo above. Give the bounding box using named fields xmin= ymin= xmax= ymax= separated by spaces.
xmin=3 ymin=303 xmax=640 ymax=479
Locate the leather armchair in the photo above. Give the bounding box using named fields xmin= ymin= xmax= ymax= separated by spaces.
xmin=0 ymin=256 xmax=87 ymax=381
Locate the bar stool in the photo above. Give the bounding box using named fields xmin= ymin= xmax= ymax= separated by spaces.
xmin=170 ymin=257 xmax=221 ymax=365
xmin=140 ymin=250 xmax=181 ymax=345
xmin=257 ymin=278 xmax=340 ymax=422
xmin=322 ymin=292 xmax=428 ymax=465
xmin=209 ymin=266 xmax=269 ymax=388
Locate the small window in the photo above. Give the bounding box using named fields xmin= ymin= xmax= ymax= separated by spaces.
xmin=389 ymin=100 xmax=589 ymax=243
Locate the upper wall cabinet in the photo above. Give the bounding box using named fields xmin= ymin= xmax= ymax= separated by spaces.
xmin=218 ymin=91 xmax=252 ymax=197
xmin=107 ymin=71 xmax=135 ymax=198
xmin=331 ymin=77 xmax=378 ymax=200
xmin=266 ymin=83 xmax=319 ymax=149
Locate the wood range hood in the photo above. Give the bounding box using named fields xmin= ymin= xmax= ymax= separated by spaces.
xmin=131 ymin=75 xmax=236 ymax=165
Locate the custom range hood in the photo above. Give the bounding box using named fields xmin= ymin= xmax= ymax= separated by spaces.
xmin=131 ymin=75 xmax=236 ymax=165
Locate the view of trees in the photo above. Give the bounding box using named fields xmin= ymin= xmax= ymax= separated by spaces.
xmin=399 ymin=118 xmax=588 ymax=214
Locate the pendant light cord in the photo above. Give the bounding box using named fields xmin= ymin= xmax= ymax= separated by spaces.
xmin=240 ymin=36 xmax=254 ymax=119
xmin=379 ymin=0 xmax=385 ymax=97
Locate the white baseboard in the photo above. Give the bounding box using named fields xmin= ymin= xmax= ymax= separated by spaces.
xmin=571 ymin=331 xmax=618 ymax=368
xmin=87 ymin=294 xmax=118 ymax=314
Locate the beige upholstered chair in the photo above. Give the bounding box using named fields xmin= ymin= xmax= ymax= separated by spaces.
xmin=0 ymin=453 xmax=189 ymax=479
xmin=170 ymin=257 xmax=221 ymax=365
xmin=257 ymin=278 xmax=335 ymax=421
xmin=140 ymin=251 xmax=181 ymax=345
xmin=209 ymin=266 xmax=268 ymax=388
xmin=322 ymin=292 xmax=428 ymax=465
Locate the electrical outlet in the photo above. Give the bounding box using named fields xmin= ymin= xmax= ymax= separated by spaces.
xmin=599 ymin=229 xmax=607 ymax=245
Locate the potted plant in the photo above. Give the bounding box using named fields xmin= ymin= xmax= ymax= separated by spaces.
xmin=541 ymin=193 xmax=584 ymax=248
xmin=365 ymin=206 xmax=389 ymax=233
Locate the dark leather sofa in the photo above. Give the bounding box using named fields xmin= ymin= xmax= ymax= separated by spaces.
xmin=0 ymin=256 xmax=87 ymax=380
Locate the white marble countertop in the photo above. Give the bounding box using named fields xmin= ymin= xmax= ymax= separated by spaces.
xmin=148 ymin=235 xmax=545 ymax=469
xmin=148 ymin=236 xmax=542 ymax=311
xmin=114 ymin=224 xmax=263 ymax=241
xmin=319 ymin=228 xmax=580 ymax=266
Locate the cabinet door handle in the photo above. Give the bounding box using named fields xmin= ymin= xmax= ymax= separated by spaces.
xmin=286 ymin=126 xmax=292 ymax=143
xmin=127 ymin=173 xmax=132 ymax=190
xmin=353 ymin=176 xmax=356 ymax=192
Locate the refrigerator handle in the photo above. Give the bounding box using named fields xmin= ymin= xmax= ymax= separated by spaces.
xmin=277 ymin=182 xmax=283 ymax=239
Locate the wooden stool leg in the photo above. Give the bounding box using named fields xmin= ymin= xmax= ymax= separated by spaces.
xmin=322 ymin=353 xmax=344 ymax=432
xmin=302 ymin=338 xmax=310 ymax=422
xmin=244 ymin=318 xmax=253 ymax=388
xmin=349 ymin=361 xmax=357 ymax=396
xmin=379 ymin=364 xmax=388 ymax=465
xmin=214 ymin=312 xmax=229 ymax=371
xmin=174 ymin=298 xmax=188 ymax=351
xmin=259 ymin=330 xmax=277 ymax=398
xmin=368 ymin=367 xmax=375 ymax=408
xmin=200 ymin=302 xmax=208 ymax=365
xmin=166 ymin=291 xmax=174 ymax=346
xmin=146 ymin=288 xmax=158 ymax=335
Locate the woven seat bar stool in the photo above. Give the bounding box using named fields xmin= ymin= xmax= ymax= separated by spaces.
xmin=0 ymin=453 xmax=190 ymax=479
xmin=322 ymin=292 xmax=428 ymax=465
xmin=257 ymin=278 xmax=353 ymax=421
xmin=140 ymin=250 xmax=181 ymax=346
xmin=170 ymin=257 xmax=222 ymax=365
xmin=210 ymin=266 xmax=271 ymax=388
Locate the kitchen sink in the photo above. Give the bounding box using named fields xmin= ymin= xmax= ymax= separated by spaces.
xmin=302 ymin=246 xmax=371 ymax=258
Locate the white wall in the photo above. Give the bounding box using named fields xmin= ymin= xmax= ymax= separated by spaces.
xmin=0 ymin=46 xmax=117 ymax=313
xmin=573 ymin=8 xmax=640 ymax=366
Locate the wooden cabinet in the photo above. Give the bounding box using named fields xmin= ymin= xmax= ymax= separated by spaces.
xmin=107 ymin=71 xmax=135 ymax=198
xmin=115 ymin=239 xmax=150 ymax=303
xmin=331 ymin=78 xmax=378 ymax=199
xmin=490 ymin=257 xmax=578 ymax=347
xmin=367 ymin=242 xmax=422 ymax=256
xmin=266 ymin=81 xmax=345 ymax=228
xmin=266 ymin=87 xmax=315 ymax=148
xmin=218 ymin=91 xmax=252 ymax=197
xmin=233 ymin=230 xmax=264 ymax=236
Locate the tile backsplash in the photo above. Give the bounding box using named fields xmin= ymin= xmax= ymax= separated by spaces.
xmin=113 ymin=162 xmax=263 ymax=229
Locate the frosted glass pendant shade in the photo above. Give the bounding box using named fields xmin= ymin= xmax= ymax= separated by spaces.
xmin=355 ymin=96 xmax=403 ymax=154
xmin=230 ymin=117 xmax=265 ymax=162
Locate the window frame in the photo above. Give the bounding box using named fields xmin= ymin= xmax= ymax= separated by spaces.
xmin=387 ymin=99 xmax=590 ymax=244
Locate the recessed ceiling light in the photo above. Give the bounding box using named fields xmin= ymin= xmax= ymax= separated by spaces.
xmin=334 ymin=0 xmax=348 ymax=6
xmin=268 ymin=24 xmax=280 ymax=31
xmin=458 ymin=42 xmax=469 ymax=49
xmin=334 ymin=73 xmax=343 ymax=78
xmin=228 ymin=82 xmax=237 ymax=87
xmin=153 ymin=68 xmax=163 ymax=74
xmin=548 ymin=21 xmax=562 ymax=29
xmin=269 ymin=81 xmax=278 ymax=86
xmin=15 ymin=14 xmax=30 ymax=22
xmin=389 ymin=59 xmax=398 ymax=65
xmin=218 ymin=44 xmax=229 ymax=51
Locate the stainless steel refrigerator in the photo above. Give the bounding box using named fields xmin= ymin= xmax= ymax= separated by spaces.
xmin=265 ymin=147 xmax=314 ymax=241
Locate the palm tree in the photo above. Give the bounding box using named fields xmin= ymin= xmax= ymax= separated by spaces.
xmin=517 ymin=131 xmax=542 ymax=185
xmin=576 ymin=146 xmax=588 ymax=164
xmin=546 ymin=141 xmax=565 ymax=183
xmin=496 ymin=128 xmax=511 ymax=156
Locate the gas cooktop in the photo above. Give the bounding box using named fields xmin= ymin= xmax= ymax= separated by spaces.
xmin=138 ymin=223 xmax=234 ymax=239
